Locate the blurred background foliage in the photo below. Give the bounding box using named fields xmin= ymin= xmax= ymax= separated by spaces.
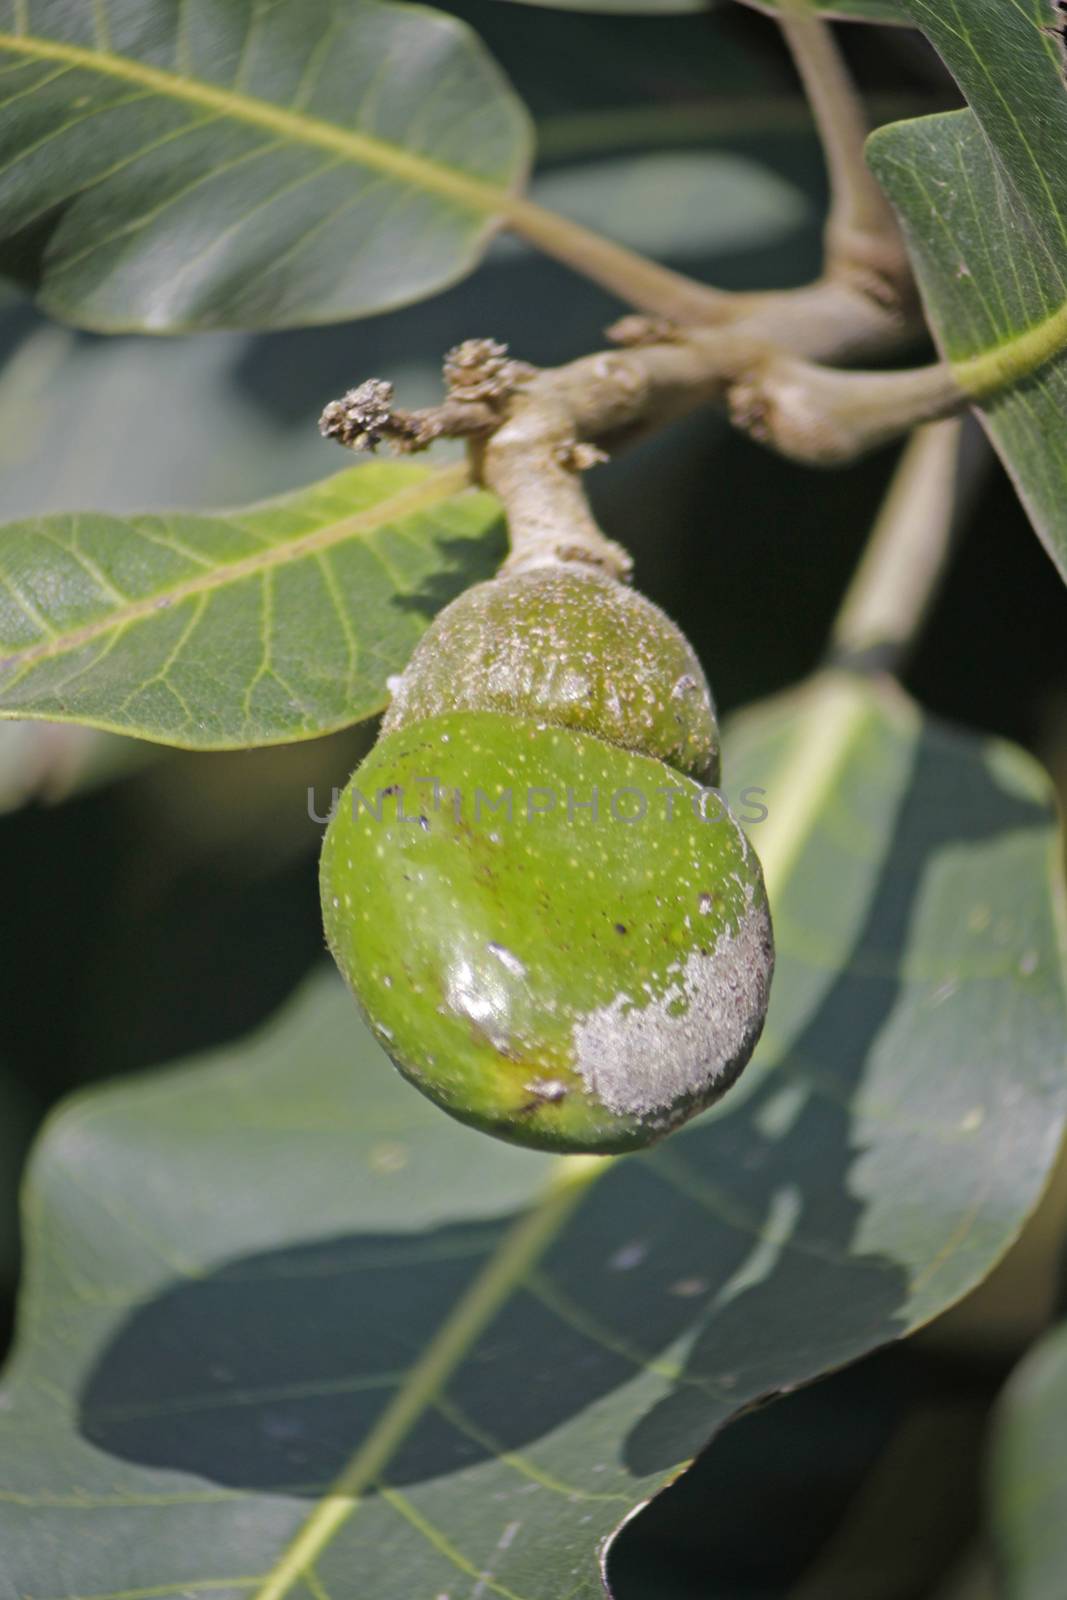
xmin=1 ymin=3 xmax=1064 ymax=1594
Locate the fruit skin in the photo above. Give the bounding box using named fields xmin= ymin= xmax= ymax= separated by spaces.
xmin=320 ymin=710 xmax=773 ymax=1154
xmin=383 ymin=564 xmax=720 ymax=784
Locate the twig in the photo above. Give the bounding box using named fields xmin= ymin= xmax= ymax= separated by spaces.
xmin=777 ymin=0 xmax=915 ymax=311
xmin=727 ymin=354 xmax=964 ymax=463
xmin=443 ymin=0 xmax=927 ymax=353
xmin=502 ymin=196 xmax=736 ymax=325
xmin=476 ymin=390 xmax=630 ymax=579
xmin=321 ymin=311 xmax=967 ymax=499
xmin=320 ymin=4 xmax=975 ymax=506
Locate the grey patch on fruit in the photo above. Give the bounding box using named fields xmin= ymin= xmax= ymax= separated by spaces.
xmin=571 ymin=890 xmax=773 ymax=1118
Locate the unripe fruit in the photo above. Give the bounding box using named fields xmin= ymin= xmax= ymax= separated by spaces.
xmin=383 ymin=564 xmax=720 ymax=784
xmin=322 ymin=562 xmax=772 ymax=1153
xmin=321 ymin=711 xmax=772 ymax=1153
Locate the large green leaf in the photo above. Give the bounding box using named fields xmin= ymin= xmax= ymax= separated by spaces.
xmin=868 ymin=108 xmax=1067 ymax=583
xmin=989 ymin=1319 xmax=1067 ymax=1600
xmin=0 ymin=462 xmax=505 ymax=748
xmin=2 ymin=670 xmax=1064 ymax=1597
xmin=0 ymin=0 xmax=530 ymax=330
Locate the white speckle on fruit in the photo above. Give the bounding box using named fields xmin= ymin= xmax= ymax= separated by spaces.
xmin=487 ymin=941 xmax=527 ymax=978
xmin=446 ymin=957 xmax=511 ymax=1050
xmin=525 ymin=1077 xmax=567 ymax=1102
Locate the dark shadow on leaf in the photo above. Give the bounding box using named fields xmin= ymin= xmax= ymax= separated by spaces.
xmin=388 ymin=527 xmax=506 ymax=624
xmin=77 ymin=723 xmax=1048 ymax=1499
xmin=0 ymin=205 xmax=67 ymax=300
xmin=620 ymin=724 xmax=1049 ymax=1483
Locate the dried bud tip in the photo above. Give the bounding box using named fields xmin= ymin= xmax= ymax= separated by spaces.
xmin=443 ymin=338 xmax=534 ymax=404
xmin=319 ymin=378 xmax=396 ymax=451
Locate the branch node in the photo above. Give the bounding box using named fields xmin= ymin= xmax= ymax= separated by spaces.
xmin=725 ymin=362 xmax=858 ymax=464
xmin=554 ymin=440 xmax=610 ymax=472
xmin=606 ymin=314 xmax=683 ymax=348
xmin=727 ymin=354 xmax=966 ymax=465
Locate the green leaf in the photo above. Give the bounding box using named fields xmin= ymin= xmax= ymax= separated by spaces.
xmin=863 ymin=0 xmax=1067 ymax=584
xmin=0 ymin=462 xmax=505 ymax=749
xmin=0 ymin=316 xmax=322 ymax=520
xmin=868 ymin=107 xmax=1067 ymax=584
xmin=989 ymin=1318 xmax=1067 ymax=1600
xmin=0 ymin=0 xmax=530 ymax=331
xmin=500 ymin=150 xmax=807 ymax=262
xmin=2 ymin=671 xmax=1065 ymax=1597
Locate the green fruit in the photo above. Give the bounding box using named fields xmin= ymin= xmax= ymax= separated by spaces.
xmin=384 ymin=564 xmax=720 ymax=784
xmin=321 ymin=710 xmax=773 ymax=1154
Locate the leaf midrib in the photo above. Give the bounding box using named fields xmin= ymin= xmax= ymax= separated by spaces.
xmin=0 ymin=462 xmax=471 ymax=678
xmin=0 ymin=30 xmax=514 ymax=215
xmin=866 ymin=113 xmax=1067 ymax=397
xmin=252 ymin=1156 xmax=604 ymax=1600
